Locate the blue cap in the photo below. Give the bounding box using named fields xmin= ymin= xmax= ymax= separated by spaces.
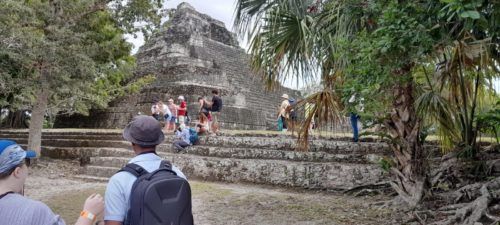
xmin=0 ymin=140 xmax=37 ymax=173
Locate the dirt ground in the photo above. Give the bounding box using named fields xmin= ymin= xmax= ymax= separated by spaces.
xmin=25 ymin=158 xmax=405 ymax=225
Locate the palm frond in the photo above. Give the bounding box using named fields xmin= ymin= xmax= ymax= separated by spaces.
xmin=294 ymin=89 xmax=344 ymax=151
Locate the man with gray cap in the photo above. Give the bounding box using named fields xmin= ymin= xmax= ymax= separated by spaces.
xmin=0 ymin=140 xmax=104 ymax=225
xmin=104 ymin=115 xmax=187 ymax=225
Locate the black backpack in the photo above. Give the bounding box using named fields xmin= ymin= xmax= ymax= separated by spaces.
xmin=119 ymin=160 xmax=193 ymax=225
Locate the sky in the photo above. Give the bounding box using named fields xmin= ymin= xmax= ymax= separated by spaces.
xmin=125 ymin=1 xmax=499 ymax=92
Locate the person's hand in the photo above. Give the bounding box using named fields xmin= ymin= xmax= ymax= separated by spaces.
xmin=83 ymin=193 xmax=104 ymax=216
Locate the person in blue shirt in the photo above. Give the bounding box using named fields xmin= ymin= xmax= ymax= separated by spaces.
xmin=104 ymin=115 xmax=186 ymax=225
xmin=173 ymin=124 xmax=192 ymax=152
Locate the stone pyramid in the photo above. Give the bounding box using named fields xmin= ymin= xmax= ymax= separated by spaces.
xmin=55 ymin=2 xmax=299 ymax=129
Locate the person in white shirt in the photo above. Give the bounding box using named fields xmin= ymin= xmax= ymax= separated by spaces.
xmin=278 ymin=94 xmax=290 ymax=132
xmin=157 ymin=101 xmax=172 ymax=133
xmin=104 ymin=115 xmax=187 ymax=225
xmin=348 ymin=94 xmax=364 ymax=142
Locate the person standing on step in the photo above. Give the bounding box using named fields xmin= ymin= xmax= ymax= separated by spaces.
xmin=286 ymin=97 xmax=297 ymax=135
xmin=198 ymin=96 xmax=211 ymax=131
xmin=166 ymin=98 xmax=178 ymax=133
xmin=203 ymin=90 xmax=222 ymax=135
xmin=278 ymin=94 xmax=290 ymax=132
xmin=348 ymin=93 xmax=364 ymax=142
xmin=158 ymin=101 xmax=172 ymax=133
xmin=104 ymin=115 xmax=192 ymax=225
xmin=151 ymin=100 xmax=161 ymax=121
xmin=177 ymin=96 xmax=187 ymax=126
xmin=0 ymin=140 xmax=105 ymax=225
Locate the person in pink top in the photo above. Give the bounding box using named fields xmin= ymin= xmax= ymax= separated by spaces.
xmin=166 ymin=99 xmax=178 ymax=133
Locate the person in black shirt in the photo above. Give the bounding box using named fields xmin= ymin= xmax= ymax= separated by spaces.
xmin=206 ymin=90 xmax=222 ymax=134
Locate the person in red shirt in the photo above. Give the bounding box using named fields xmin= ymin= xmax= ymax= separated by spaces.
xmin=177 ymin=96 xmax=187 ymax=126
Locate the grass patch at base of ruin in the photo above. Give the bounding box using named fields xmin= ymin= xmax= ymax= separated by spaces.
xmin=45 ymin=187 xmax=106 ymax=225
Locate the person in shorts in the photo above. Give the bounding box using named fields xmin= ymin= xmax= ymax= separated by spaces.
xmin=166 ymin=98 xmax=178 ymax=133
xmin=177 ymin=96 xmax=187 ymax=126
xmin=157 ymin=101 xmax=171 ymax=133
xmin=207 ymin=90 xmax=222 ymax=134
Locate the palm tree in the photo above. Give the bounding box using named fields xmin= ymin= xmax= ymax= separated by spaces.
xmin=416 ymin=24 xmax=500 ymax=155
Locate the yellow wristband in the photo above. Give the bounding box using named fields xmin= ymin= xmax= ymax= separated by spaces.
xmin=80 ymin=210 xmax=96 ymax=222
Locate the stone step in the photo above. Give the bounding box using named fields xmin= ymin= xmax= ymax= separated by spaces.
xmin=0 ymin=133 xmax=124 ymax=141
xmin=40 ymin=139 xmax=130 ymax=149
xmin=42 ymin=146 xmax=133 ymax=160
xmin=83 ymin=165 xmax=120 ymax=178
xmin=0 ymin=129 xmax=123 ymax=136
xmin=82 ymin=155 xmax=386 ymax=190
xmin=0 ymin=129 xmax=415 ymax=146
xmin=40 ymin=143 xmax=382 ymax=165
xmin=181 ymin=146 xmax=382 ymax=163
xmin=96 ymin=146 xmax=382 ymax=164
xmin=4 ymin=134 xmax=391 ymax=154
xmin=194 ymin=136 xmax=391 ymax=154
xmin=0 ymin=129 xmax=352 ymax=139
xmin=73 ymin=175 xmax=110 ymax=183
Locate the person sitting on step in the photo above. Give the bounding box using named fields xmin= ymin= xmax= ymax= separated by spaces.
xmin=173 ymin=124 xmax=192 ymax=152
xmin=195 ymin=112 xmax=209 ymax=135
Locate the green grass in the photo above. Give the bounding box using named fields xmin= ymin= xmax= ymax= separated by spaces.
xmin=45 ymin=187 xmax=106 ymax=225
xmin=190 ymin=181 xmax=233 ymax=197
xmin=42 ymin=181 xmax=398 ymax=225
xmin=44 ymin=182 xmax=233 ymax=224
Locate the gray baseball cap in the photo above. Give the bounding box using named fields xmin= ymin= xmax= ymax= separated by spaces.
xmin=123 ymin=115 xmax=165 ymax=146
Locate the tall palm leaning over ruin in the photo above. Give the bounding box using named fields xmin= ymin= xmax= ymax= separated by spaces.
xmin=234 ymin=0 xmax=499 ymax=208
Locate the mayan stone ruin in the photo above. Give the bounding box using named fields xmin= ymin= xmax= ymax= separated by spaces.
xmin=55 ymin=2 xmax=299 ymax=130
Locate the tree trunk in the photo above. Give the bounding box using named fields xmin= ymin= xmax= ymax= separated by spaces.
xmin=385 ymin=80 xmax=427 ymax=208
xmin=27 ymin=69 xmax=49 ymax=157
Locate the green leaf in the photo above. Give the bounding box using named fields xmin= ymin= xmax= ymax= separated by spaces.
xmin=460 ymin=10 xmax=480 ymax=19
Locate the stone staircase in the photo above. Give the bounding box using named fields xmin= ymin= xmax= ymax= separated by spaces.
xmin=0 ymin=129 xmax=393 ymax=190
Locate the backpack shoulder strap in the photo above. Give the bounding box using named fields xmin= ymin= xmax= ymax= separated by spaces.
xmin=118 ymin=163 xmax=148 ymax=177
xmin=159 ymin=160 xmax=177 ymax=176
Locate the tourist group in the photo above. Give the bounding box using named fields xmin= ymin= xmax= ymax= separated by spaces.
xmin=150 ymin=89 xmax=222 ymax=152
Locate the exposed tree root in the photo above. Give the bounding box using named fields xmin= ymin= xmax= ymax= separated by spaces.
xmin=343 ymin=182 xmax=392 ymax=196
xmin=428 ymin=177 xmax=500 ymax=225
xmin=383 ymin=150 xmax=500 ymax=225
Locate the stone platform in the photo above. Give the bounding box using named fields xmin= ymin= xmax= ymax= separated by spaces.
xmin=0 ymin=129 xmax=394 ymax=190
